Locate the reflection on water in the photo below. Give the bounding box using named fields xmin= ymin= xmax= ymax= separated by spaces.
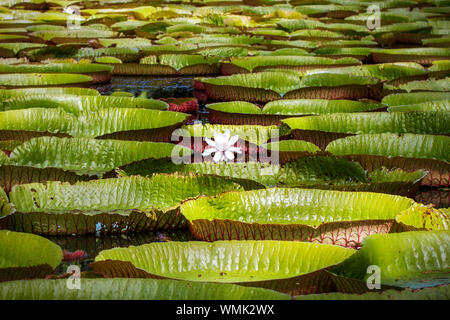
xmin=92 ymin=76 xmax=194 ymax=98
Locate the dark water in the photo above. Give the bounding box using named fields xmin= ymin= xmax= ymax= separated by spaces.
xmin=92 ymin=76 xmax=194 ymax=98
xmin=49 ymin=230 xmax=194 ymax=274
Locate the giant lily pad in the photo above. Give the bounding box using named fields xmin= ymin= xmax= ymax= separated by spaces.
xmin=6 ymin=174 xmax=243 ymax=235
xmin=0 ymin=42 xmax=46 ymax=57
xmin=0 ymin=230 xmax=62 ymax=282
xmin=387 ymin=100 xmax=450 ymax=113
xmin=395 ymin=205 xmax=449 ymax=231
xmin=326 ymin=133 xmax=450 ymax=187
xmin=91 ymin=240 xmax=365 ymax=295
xmin=0 ymin=63 xmax=113 ymax=83
xmin=1 ymin=94 xmax=167 ymax=114
xmin=110 ymin=54 xmax=222 ymax=76
xmin=307 ymin=62 xmax=428 ymax=85
xmin=312 ymin=47 xmax=372 ymax=61
xmin=295 ymin=285 xmax=450 ymax=300
xmin=180 ymin=188 xmax=417 ymax=247
xmin=383 ymin=77 xmax=450 ymax=95
xmin=75 ymin=48 xmax=140 ymax=63
xmin=207 ymin=100 xmax=385 ymax=125
xmin=282 ymin=112 xmax=450 ymax=150
xmin=382 ymin=92 xmax=450 ymax=109
xmin=0 ymin=87 xmax=100 ymax=101
xmin=30 ymin=29 xmax=118 ymax=44
xmin=221 ymin=56 xmax=361 ymax=75
xmin=196 ymin=71 xmax=381 ymax=102
xmin=0 ymin=107 xmax=188 ymax=142
xmin=1 ymin=136 xmax=189 ymax=176
xmin=0 ymin=73 xmax=93 ymax=88
xmin=118 ymin=156 xmax=426 ymax=197
xmin=371 ymin=48 xmax=450 ymax=65
xmin=333 ymin=231 xmax=450 ymax=288
xmin=73 ymin=108 xmax=188 ymax=141
xmin=0 ymin=278 xmax=290 ymax=300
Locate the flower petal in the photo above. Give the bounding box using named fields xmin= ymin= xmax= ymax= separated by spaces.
xmin=213 ymin=151 xmax=224 ymax=163
xmin=229 ymin=146 xmax=243 ymax=154
xmin=202 ymin=148 xmax=216 ymax=156
xmin=228 ymin=134 xmax=239 ymax=146
xmin=204 ymin=137 xmax=216 ymax=147
xmin=224 ymin=150 xmax=235 ymax=161
xmin=215 ymin=133 xmax=225 ymax=145
xmin=213 ymin=131 xmax=222 ymax=143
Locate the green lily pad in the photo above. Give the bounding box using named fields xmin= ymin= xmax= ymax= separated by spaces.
xmin=3 ymin=136 xmax=188 ymax=176
xmin=0 ymin=73 xmax=93 ymax=88
xmin=0 ymin=230 xmax=62 ymax=282
xmin=180 ymin=188 xmax=417 ymax=247
xmin=326 ymin=134 xmax=450 ymax=187
xmin=92 ymin=240 xmax=358 ymax=295
xmin=295 ymin=285 xmax=449 ymax=300
xmin=7 ymin=174 xmax=243 ymax=235
xmin=0 ymin=278 xmax=290 ymax=300
xmin=333 ymin=231 xmax=450 ymax=289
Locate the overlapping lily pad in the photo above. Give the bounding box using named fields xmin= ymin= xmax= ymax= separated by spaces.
xmin=119 ymin=155 xmax=427 ymax=197
xmin=0 ymin=230 xmax=63 ymax=282
xmin=282 ymin=112 xmax=450 ymax=150
xmin=307 ymin=62 xmax=428 ymax=85
xmin=90 ymin=240 xmax=372 ymax=295
xmin=206 ymin=99 xmax=385 ymax=125
xmin=0 ymin=136 xmax=188 ymax=179
xmin=0 ymin=278 xmax=290 ymax=300
xmin=1 ymin=94 xmax=168 ymax=114
xmin=395 ymin=205 xmax=449 ymax=231
xmin=0 ymin=87 xmax=100 ymax=101
xmin=0 ymin=63 xmax=113 ymax=83
xmin=221 ymin=56 xmax=361 ymax=75
xmin=196 ymin=71 xmax=381 ymax=102
xmin=383 ymin=77 xmax=450 ymax=95
xmin=295 ymin=285 xmax=450 ymax=300
xmin=6 ymin=174 xmax=243 ymax=235
xmin=326 ymin=133 xmax=450 ymax=187
xmin=180 ymin=188 xmax=417 ymax=247
xmin=371 ymin=48 xmax=450 ymax=65
xmin=332 ymin=231 xmax=450 ymax=288
xmin=382 ymin=92 xmax=450 ymax=107
xmin=0 ymin=107 xmax=188 ymax=142
xmin=0 ymin=73 xmax=93 ymax=88
xmin=110 ymin=54 xmax=222 ymax=76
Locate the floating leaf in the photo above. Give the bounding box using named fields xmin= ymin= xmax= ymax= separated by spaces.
xmin=0 ymin=278 xmax=290 ymax=300
xmin=4 ymin=137 xmax=187 ymax=176
xmin=0 ymin=230 xmax=62 ymax=282
xmin=92 ymin=240 xmax=358 ymax=295
xmin=180 ymin=188 xmax=416 ymax=247
xmin=333 ymin=231 xmax=450 ymax=288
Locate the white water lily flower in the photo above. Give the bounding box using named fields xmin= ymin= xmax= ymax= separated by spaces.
xmin=63 ymin=7 xmax=75 ymax=14
xmin=202 ymin=130 xmax=242 ymax=163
